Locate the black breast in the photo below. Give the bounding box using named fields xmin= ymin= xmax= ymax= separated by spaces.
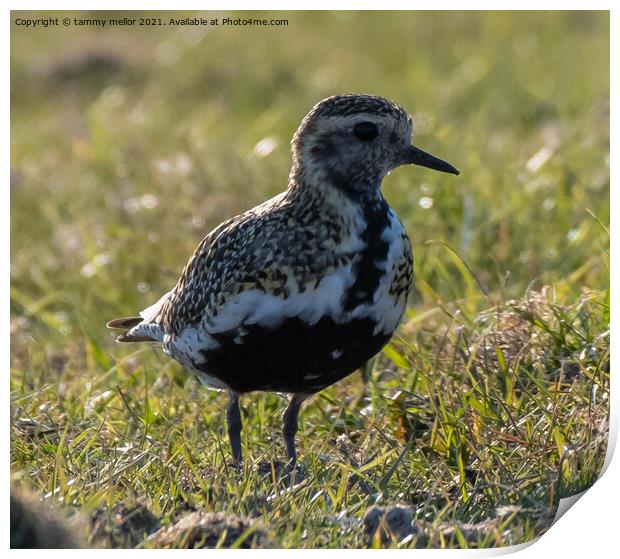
xmin=197 ymin=316 xmax=391 ymax=394
xmin=342 ymin=198 xmax=391 ymax=311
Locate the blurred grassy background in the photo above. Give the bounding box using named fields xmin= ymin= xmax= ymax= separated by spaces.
xmin=11 ymin=11 xmax=609 ymax=549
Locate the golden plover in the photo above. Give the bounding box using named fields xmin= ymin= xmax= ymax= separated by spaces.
xmin=108 ymin=94 xmax=459 ymax=464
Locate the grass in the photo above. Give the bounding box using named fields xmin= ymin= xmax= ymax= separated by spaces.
xmin=10 ymin=10 xmax=609 ymax=548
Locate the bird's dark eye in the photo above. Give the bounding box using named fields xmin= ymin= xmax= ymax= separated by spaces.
xmin=353 ymin=121 xmax=379 ymax=142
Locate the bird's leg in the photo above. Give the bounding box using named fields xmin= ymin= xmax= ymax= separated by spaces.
xmin=226 ymin=391 xmax=243 ymax=464
xmin=282 ymin=393 xmax=308 ymax=463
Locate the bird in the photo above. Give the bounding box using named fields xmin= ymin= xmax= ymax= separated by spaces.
xmin=107 ymin=94 xmax=459 ymax=465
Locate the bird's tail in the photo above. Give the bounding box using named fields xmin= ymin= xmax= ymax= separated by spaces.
xmin=106 ymin=316 xmax=161 ymax=342
xmin=106 ymin=316 xmax=143 ymax=330
xmin=108 ymin=292 xmax=169 ymax=343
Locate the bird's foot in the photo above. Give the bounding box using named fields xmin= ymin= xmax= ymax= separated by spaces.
xmin=225 ymin=457 xmax=244 ymax=476
xmin=256 ymin=459 xmax=305 ymax=482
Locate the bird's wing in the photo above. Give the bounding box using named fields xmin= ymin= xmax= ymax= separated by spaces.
xmin=158 ymin=197 xmax=354 ymax=337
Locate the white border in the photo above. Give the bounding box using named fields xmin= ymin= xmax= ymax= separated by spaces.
xmin=5 ymin=2 xmax=616 ymax=557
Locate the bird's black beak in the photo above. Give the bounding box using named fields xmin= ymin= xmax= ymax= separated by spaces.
xmin=402 ymin=145 xmax=460 ymax=175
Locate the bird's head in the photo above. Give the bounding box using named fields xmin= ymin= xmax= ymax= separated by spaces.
xmin=290 ymin=94 xmax=459 ymax=199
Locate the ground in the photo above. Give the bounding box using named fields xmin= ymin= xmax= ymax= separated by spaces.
xmin=10 ymin=11 xmax=609 ymax=548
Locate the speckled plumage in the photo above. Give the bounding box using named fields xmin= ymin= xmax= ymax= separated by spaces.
xmin=107 ymin=94 xmax=458 ymax=463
